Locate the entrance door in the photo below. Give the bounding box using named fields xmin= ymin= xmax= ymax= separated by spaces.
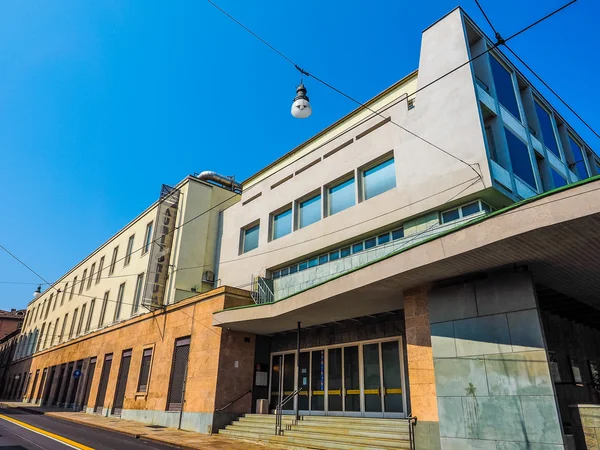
xmin=94 ymin=354 xmax=113 ymax=413
xmin=113 ymin=350 xmax=132 ymax=416
xmin=269 ymin=353 xmax=296 ymax=413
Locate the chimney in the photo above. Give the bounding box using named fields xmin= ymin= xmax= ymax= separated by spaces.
xmin=10 ymin=308 xmax=16 ymax=312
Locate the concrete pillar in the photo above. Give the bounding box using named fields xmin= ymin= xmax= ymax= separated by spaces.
xmin=403 ymin=286 xmax=441 ymax=450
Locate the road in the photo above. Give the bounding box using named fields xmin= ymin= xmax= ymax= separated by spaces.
xmin=0 ymin=407 xmax=179 ymax=450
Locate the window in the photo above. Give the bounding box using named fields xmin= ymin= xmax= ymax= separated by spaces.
xmin=167 ymin=337 xmax=191 ymax=411
xmin=328 ymin=177 xmax=355 ymax=216
xmin=298 ymin=194 xmax=321 ymax=229
xmin=362 ymin=157 xmax=396 ymax=200
xmin=79 ymin=270 xmax=87 ymax=294
xmin=241 ymin=223 xmax=260 ymax=253
xmin=87 ymin=263 xmax=96 ymax=290
xmin=378 ymin=233 xmax=390 ymax=245
xmin=299 ymin=261 xmax=308 ymax=271
xmin=329 ymin=250 xmax=340 ymax=261
xmin=52 ymin=318 xmax=60 ymax=346
xmin=60 ymin=314 xmax=68 ymax=343
xmin=308 ymin=257 xmax=318 ymax=268
xmin=69 ymin=309 xmax=78 ymax=340
xmin=485 ymin=123 xmax=498 ymax=163
xmin=391 ymin=227 xmax=404 ymax=240
xmin=568 ymin=136 xmax=588 ymax=179
xmin=318 ymin=255 xmax=328 ymax=265
xmin=96 ymin=257 xmax=104 ymax=284
xmin=109 ymin=247 xmax=119 ymax=275
xmin=132 ymin=273 xmax=144 ymax=315
xmin=505 ymin=128 xmax=536 ymax=189
xmin=352 ymin=242 xmax=363 ymax=254
xmin=365 ymin=237 xmax=377 ymax=249
xmin=98 ymin=291 xmax=109 ymax=326
xmin=442 ymin=208 xmax=460 ymax=223
xmin=124 ymin=235 xmax=134 ymax=266
xmin=137 ymin=348 xmax=153 ymax=393
xmin=462 ymin=202 xmax=480 ymax=217
xmin=534 ymin=101 xmax=560 ymax=158
xmin=70 ymin=277 xmax=77 ymax=300
xmin=45 ymin=295 xmax=53 ymax=319
xmin=271 ymin=207 xmax=292 ymax=240
xmin=85 ymin=299 xmax=95 ymax=333
xmin=490 ymin=56 xmax=520 ymax=120
xmin=61 ymin=283 xmax=68 ymax=306
xmin=143 ymin=221 xmax=153 ymax=255
xmin=77 ymin=304 xmax=87 ymax=336
xmin=36 ymin=323 xmax=46 ymax=352
xmin=551 ymin=168 xmax=567 ymax=188
xmin=114 ymin=283 xmax=126 ymax=322
xmin=340 ymin=246 xmax=351 ymax=258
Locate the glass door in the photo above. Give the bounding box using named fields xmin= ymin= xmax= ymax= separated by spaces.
xmin=310 ymin=350 xmax=325 ymax=415
xmin=343 ymin=346 xmax=361 ymax=416
xmin=327 ymin=348 xmax=343 ymax=414
xmin=282 ymin=353 xmax=296 ymax=413
xmin=298 ymin=352 xmax=310 ymax=413
xmin=269 ymin=354 xmax=282 ymax=411
xmin=363 ymin=343 xmax=382 ymax=416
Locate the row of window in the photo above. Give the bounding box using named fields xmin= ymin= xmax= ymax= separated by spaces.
xmin=272 ymin=200 xmax=491 ymax=280
xmin=24 ymin=221 xmax=154 ymax=330
xmin=22 ymin=273 xmax=146 ymax=357
xmin=242 ymin=154 xmax=397 ymax=254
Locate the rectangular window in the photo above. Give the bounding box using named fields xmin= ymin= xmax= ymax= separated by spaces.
xmin=485 ymin=124 xmax=498 ymax=163
xmin=490 ymin=56 xmax=521 ymax=121
xmin=461 ymin=202 xmax=481 ymax=217
xmin=69 ymin=309 xmax=78 ymax=340
xmin=534 ymin=101 xmax=560 ymax=158
xmin=96 ymin=257 xmax=104 ymax=284
xmin=114 ymin=283 xmax=126 ymax=322
xmin=70 ymin=277 xmax=77 ymax=300
xmin=378 ymin=233 xmax=390 ymax=245
xmin=85 ymin=299 xmax=95 ymax=332
xmin=77 ymin=304 xmax=86 ymax=336
xmin=352 ymin=242 xmax=363 ymax=254
xmin=340 ymin=246 xmax=351 ymax=258
xmin=143 ymin=221 xmax=153 ymax=255
xmin=60 ymin=314 xmax=68 ymax=343
xmin=60 ymin=282 xmax=69 ymax=306
xmin=362 ymin=157 xmax=396 ymax=200
xmin=124 ymin=235 xmax=134 ymax=266
xmin=329 ymin=250 xmax=340 ymax=261
xmin=505 ymin=128 xmax=536 ymax=189
xmin=289 ymin=265 xmax=298 ymax=274
xmin=52 ymin=318 xmax=60 ymax=346
xmin=551 ymin=168 xmax=567 ymax=188
xmin=299 ymin=261 xmax=308 ymax=271
xmin=365 ymin=237 xmax=377 ymax=249
xmin=79 ymin=270 xmax=87 ymax=294
xmin=109 ymin=247 xmax=119 ymax=275
xmin=272 ymin=207 xmax=292 ymax=240
xmin=87 ymin=263 xmax=96 ymax=290
xmin=137 ymin=348 xmax=153 ymax=393
xmin=241 ymin=223 xmax=260 ymax=253
xmin=318 ymin=255 xmax=328 ymax=265
xmin=327 ymin=177 xmax=355 ymax=216
xmin=308 ymin=257 xmax=318 ymax=268
xmin=568 ymin=136 xmax=588 ymax=179
xmin=98 ymin=291 xmax=109 ymax=326
xmin=442 ymin=208 xmax=460 ymax=223
xmin=298 ymin=194 xmax=321 ymax=229
xmin=45 ymin=294 xmax=53 ymax=319
xmin=132 ymin=273 xmax=144 ymax=315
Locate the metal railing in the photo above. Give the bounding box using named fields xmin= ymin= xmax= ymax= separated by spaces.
xmin=251 ymin=276 xmax=274 ymax=305
xmin=274 ymin=387 xmax=302 ymax=435
xmin=408 ymin=416 xmax=417 ymax=450
xmin=215 ymin=389 xmax=252 ymax=412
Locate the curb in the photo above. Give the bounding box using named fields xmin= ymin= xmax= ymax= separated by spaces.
xmin=0 ymin=402 xmax=44 ymax=415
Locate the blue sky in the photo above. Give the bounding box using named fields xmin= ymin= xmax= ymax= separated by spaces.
xmin=1 ymin=0 xmax=598 ymax=310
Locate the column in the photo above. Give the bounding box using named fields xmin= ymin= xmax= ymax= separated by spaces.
xmin=73 ymin=358 xmax=90 ymax=411
xmin=55 ymin=365 xmax=70 ymax=407
xmin=44 ymin=367 xmax=61 ymax=406
xmin=63 ymin=364 xmax=77 ymax=409
xmin=403 ymin=286 xmax=440 ymax=450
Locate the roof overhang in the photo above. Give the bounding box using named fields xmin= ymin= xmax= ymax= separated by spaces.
xmin=214 ymin=178 xmax=600 ymax=334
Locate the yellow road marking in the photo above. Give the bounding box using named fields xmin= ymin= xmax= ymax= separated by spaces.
xmin=0 ymin=413 xmax=94 ymax=450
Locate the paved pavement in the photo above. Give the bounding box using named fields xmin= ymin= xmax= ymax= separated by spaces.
xmin=0 ymin=402 xmax=271 ymax=449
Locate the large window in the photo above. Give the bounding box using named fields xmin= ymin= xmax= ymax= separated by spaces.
xmin=98 ymin=291 xmax=109 ymax=326
xmin=490 ymin=56 xmax=521 ymax=120
xmin=96 ymin=257 xmax=104 ymax=284
xmin=534 ymin=101 xmax=560 ymax=158
xmin=87 ymin=263 xmax=95 ymax=290
xmin=85 ymin=299 xmax=95 ymax=333
xmin=505 ymin=128 xmax=536 ymax=189
xmin=328 ymin=177 xmax=355 ymax=216
xmin=241 ymin=223 xmax=260 ymax=253
xmin=271 ymin=208 xmax=292 ymax=241
xmin=143 ymin=221 xmax=153 ymax=255
xmin=77 ymin=304 xmax=86 ymax=336
xmin=61 ymin=283 xmax=68 ymax=306
xmin=298 ymin=194 xmax=322 ymax=229
xmin=114 ymin=283 xmax=126 ymax=322
xmin=109 ymin=247 xmax=119 ymax=275
xmin=137 ymin=348 xmax=153 ymax=393
xmin=69 ymin=309 xmax=78 ymax=340
xmin=60 ymin=314 xmax=68 ymax=343
xmin=124 ymin=235 xmax=135 ymax=266
xmin=79 ymin=269 xmax=87 ymax=294
xmin=568 ymin=136 xmax=588 ymax=179
xmin=132 ymin=273 xmax=144 ymax=314
xmin=70 ymin=277 xmax=77 ymax=300
xmin=551 ymin=168 xmax=567 ymax=189
xmin=362 ymin=157 xmax=396 ymax=200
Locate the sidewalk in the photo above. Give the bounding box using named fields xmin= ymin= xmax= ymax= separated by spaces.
xmin=0 ymin=401 xmax=269 ymax=449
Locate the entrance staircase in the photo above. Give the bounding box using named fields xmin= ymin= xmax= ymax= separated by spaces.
xmin=219 ymin=414 xmax=412 ymax=450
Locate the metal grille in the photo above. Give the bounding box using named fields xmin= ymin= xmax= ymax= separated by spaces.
xmin=112 ymin=350 xmax=132 ymax=416
xmin=51 ymin=366 xmax=65 ymax=406
xmin=42 ymin=367 xmax=56 ymax=405
xmin=29 ymin=371 xmax=39 ymax=403
xmin=167 ymin=337 xmax=190 ymax=412
xmin=94 ymin=354 xmax=113 ymax=413
xmin=58 ymin=363 xmax=73 ymax=405
xmin=137 ymin=349 xmax=153 ymax=392
xmin=82 ymin=358 xmax=97 ymax=411
xmin=36 ymin=368 xmax=47 ymax=403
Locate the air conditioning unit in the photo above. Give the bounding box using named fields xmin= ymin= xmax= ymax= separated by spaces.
xmin=202 ymin=270 xmax=215 ymax=283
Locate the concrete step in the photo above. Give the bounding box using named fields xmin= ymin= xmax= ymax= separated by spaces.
xmin=288 ymin=424 xmax=410 ymax=440
xmin=241 ymin=414 xmax=409 ymax=428
xmin=226 ymin=422 xmax=279 ymax=432
xmin=294 ymin=420 xmax=408 ymax=433
xmin=284 ymin=429 xmax=408 ymax=448
xmin=218 ymin=429 xmax=311 ymax=450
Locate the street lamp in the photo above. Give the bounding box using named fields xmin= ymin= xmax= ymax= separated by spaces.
xmin=291 ymin=83 xmax=312 ymax=119
xmin=33 ymin=285 xmax=41 ymax=299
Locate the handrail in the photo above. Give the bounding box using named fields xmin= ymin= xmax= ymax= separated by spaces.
xmin=215 ymin=389 xmax=252 ymax=412
xmin=408 ymin=416 xmax=418 ymax=450
xmin=274 ymin=387 xmax=302 ymax=435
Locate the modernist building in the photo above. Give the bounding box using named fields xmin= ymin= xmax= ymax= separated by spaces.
xmin=3 ymin=7 xmax=600 ymax=450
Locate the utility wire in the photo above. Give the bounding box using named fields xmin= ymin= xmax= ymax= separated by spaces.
xmin=474 ymin=0 xmax=499 ymax=36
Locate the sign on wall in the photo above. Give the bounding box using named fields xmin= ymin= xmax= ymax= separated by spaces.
xmin=141 ymin=185 xmax=181 ymax=310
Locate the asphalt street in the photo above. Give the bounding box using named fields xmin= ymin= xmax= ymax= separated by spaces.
xmin=0 ymin=407 xmax=179 ymax=450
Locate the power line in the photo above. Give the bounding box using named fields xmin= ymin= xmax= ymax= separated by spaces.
xmin=474 ymin=0 xmax=499 ymax=37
